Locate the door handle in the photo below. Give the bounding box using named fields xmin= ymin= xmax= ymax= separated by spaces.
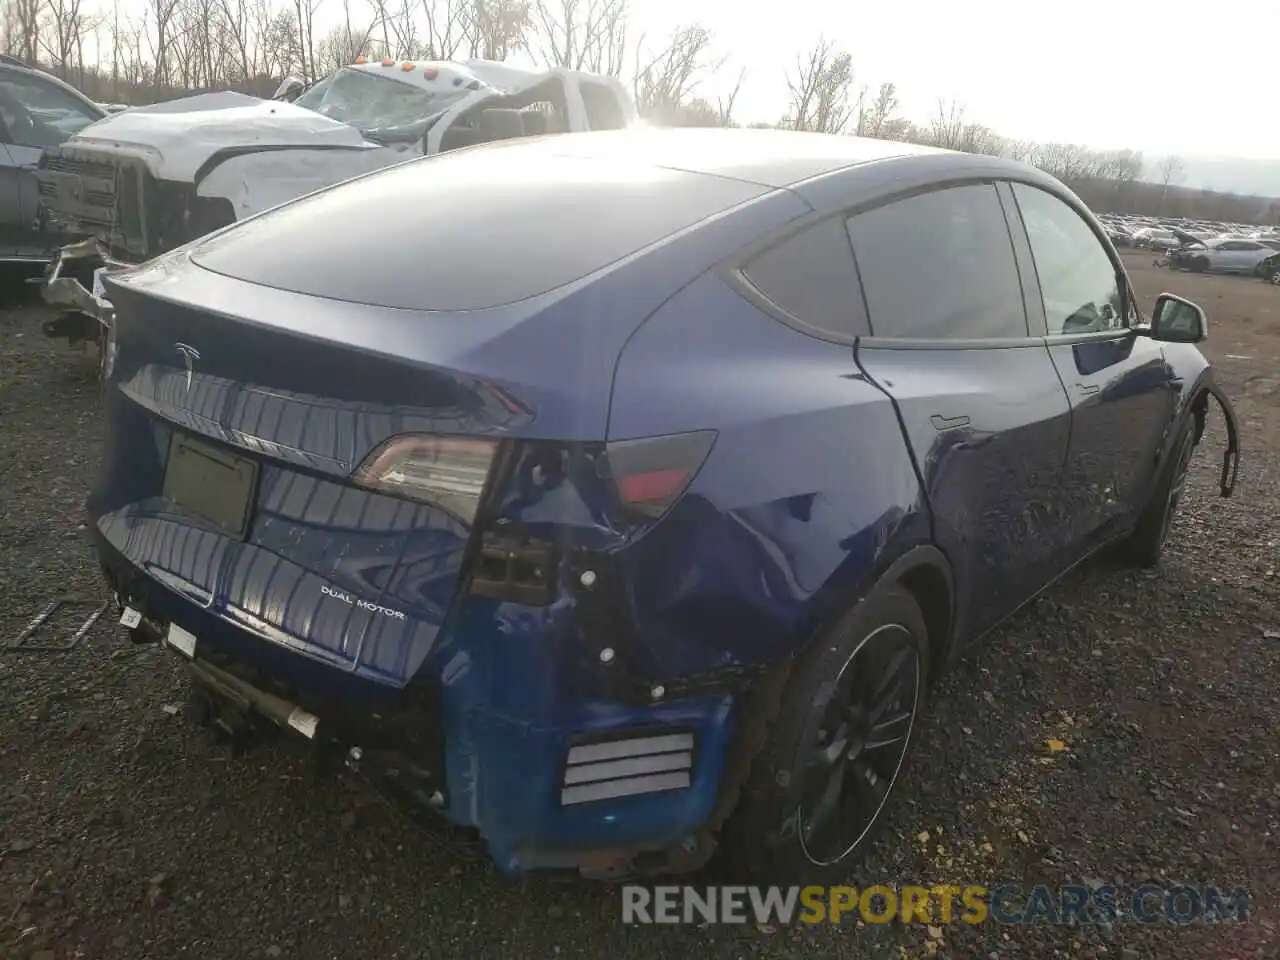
xmin=930 ymin=413 xmax=971 ymax=431
xmin=1074 ymin=383 xmax=1100 ymax=396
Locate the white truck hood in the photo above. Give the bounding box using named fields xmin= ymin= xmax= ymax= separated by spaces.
xmin=67 ymin=91 xmax=375 ymax=181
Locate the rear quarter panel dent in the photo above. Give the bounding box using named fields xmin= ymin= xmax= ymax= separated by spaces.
xmin=608 ymin=273 xmax=929 ymax=675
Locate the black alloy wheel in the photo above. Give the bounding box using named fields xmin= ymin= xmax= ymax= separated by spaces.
xmin=797 ymin=622 xmax=920 ymax=866
xmin=721 ymin=587 xmax=931 ymax=884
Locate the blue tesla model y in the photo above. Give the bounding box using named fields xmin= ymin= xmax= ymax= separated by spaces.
xmin=89 ymin=127 xmax=1239 ymax=883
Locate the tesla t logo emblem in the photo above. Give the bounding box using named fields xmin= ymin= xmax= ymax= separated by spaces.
xmin=174 ymin=342 xmax=200 ymax=392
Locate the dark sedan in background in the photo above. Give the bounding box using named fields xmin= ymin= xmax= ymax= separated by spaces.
xmin=88 ymin=128 xmax=1238 ymax=883
xmin=0 ymin=56 xmax=105 ymax=267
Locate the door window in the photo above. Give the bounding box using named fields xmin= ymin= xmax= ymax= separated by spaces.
xmin=1011 ymin=182 xmax=1125 ymax=336
xmin=845 ymin=183 xmax=1028 ymax=339
xmin=739 ymin=215 xmax=869 ymax=338
xmin=0 ymin=72 xmax=101 ymax=149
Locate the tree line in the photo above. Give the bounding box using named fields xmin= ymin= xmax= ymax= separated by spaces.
xmin=3 ymin=0 xmax=1275 ymax=225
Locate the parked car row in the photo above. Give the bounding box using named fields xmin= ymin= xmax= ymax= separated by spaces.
xmin=1095 ymin=211 xmax=1280 ymax=283
xmin=1098 ymin=211 xmax=1280 ymax=249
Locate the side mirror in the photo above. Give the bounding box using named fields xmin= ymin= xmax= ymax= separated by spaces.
xmin=272 ymin=76 xmax=305 ymax=102
xmin=1146 ymin=293 xmax=1207 ymax=343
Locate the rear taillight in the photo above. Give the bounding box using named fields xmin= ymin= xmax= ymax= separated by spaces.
xmin=351 ymin=434 xmax=498 ymax=523
xmin=602 ymin=430 xmax=716 ymax=519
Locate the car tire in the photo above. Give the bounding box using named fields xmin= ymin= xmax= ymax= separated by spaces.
xmin=720 ymin=587 xmax=930 ymax=884
xmin=1191 ymin=257 xmax=1208 ymax=273
xmin=1116 ymin=417 xmax=1198 ymax=568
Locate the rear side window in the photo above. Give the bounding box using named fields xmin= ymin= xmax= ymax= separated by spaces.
xmin=846 ymin=183 xmax=1028 ymax=340
xmin=190 ymin=149 xmax=766 ymax=312
xmin=739 ymin=216 xmax=868 ymax=338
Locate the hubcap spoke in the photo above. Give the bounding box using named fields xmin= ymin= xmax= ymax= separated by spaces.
xmin=802 ymin=756 xmax=848 ymax=844
xmin=865 ymin=709 xmax=912 ymax=750
xmin=809 ymin=723 xmax=850 ymax=769
xmin=870 ymin=647 xmax=910 ymax=702
xmin=846 ymin=758 xmax=890 ymax=816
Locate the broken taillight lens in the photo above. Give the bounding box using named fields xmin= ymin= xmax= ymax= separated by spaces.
xmin=351 ymin=435 xmax=498 ymax=524
xmin=603 ymin=430 xmax=716 ymax=519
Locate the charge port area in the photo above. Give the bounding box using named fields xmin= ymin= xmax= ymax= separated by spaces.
xmin=468 ymin=533 xmax=557 ymax=606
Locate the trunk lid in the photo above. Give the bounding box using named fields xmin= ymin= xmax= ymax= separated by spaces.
xmin=96 ymin=269 xmax=561 ymax=687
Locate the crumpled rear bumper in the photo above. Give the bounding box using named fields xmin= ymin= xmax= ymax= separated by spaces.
xmin=90 ymin=519 xmax=741 ymax=879
xmin=40 ymin=237 xmax=124 ymax=330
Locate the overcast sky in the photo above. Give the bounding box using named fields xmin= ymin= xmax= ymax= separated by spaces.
xmin=618 ymin=0 xmax=1276 ymax=158
xmin=93 ymin=0 xmax=1278 ymax=159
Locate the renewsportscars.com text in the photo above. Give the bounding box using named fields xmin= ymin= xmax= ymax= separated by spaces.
xmin=621 ymin=884 xmax=1251 ymax=926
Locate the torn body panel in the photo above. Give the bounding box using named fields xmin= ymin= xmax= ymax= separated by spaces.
xmin=194 ymin=144 xmax=416 ymax=220
xmin=1159 ymin=342 xmax=1241 ymax=498
xmin=1206 ymin=380 xmax=1241 ymax=497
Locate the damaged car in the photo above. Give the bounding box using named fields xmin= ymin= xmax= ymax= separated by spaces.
xmin=36 ymin=57 xmax=636 ymax=345
xmin=1258 ymin=251 xmax=1280 ymax=284
xmin=91 ymin=128 xmax=1240 ymax=882
xmin=1168 ymin=230 xmax=1279 ymax=275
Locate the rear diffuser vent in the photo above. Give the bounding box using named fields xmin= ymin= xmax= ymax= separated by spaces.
xmin=560 ymin=731 xmax=694 ymax=806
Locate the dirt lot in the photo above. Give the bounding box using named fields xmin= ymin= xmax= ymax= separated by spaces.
xmin=1 ymin=253 xmax=1277 ymax=960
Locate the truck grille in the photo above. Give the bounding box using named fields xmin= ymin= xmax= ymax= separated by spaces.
xmin=43 ymin=155 xmax=118 ymax=181
xmin=560 ymin=730 xmax=694 ymax=806
xmin=38 ymin=149 xmax=149 ymax=260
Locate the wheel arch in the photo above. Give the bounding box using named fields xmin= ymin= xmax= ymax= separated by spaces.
xmin=881 ymin=545 xmax=957 ymax=679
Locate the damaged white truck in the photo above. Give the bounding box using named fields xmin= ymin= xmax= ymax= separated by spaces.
xmin=37 ymin=58 xmax=637 ymax=346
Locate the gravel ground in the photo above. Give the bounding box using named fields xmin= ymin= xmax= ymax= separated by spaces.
xmin=1 ymin=254 xmax=1278 ymax=960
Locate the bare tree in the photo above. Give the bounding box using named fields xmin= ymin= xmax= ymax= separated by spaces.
xmin=957 ymin=123 xmax=1002 ymax=157
xmin=926 ymin=97 xmax=965 ymax=149
xmin=375 ymin=0 xmax=419 ymax=57
xmin=217 ymin=0 xmax=256 ymax=83
xmin=420 ymin=0 xmax=467 ymax=58
xmin=858 ymin=81 xmax=898 ymax=139
xmin=1158 ymin=154 xmax=1185 ymax=214
xmin=41 ymin=0 xmax=93 ymax=79
xmin=469 ymin=0 xmax=530 ymax=60
xmin=1158 ymin=154 xmax=1185 ymax=188
xmin=315 ymin=0 xmax=383 ymax=74
xmin=632 ymin=24 xmax=718 ymax=123
xmin=258 ymin=7 xmax=301 ymax=78
xmin=533 ymin=0 xmax=627 ymax=75
xmin=1002 ymin=139 xmax=1037 ymax=164
xmin=4 ymin=0 xmax=42 ymax=62
xmin=292 ymin=0 xmax=323 ymax=82
xmin=144 ymin=0 xmax=182 ymax=88
xmin=785 ymin=37 xmax=855 ymax=134
xmin=717 ymin=66 xmax=745 ymax=127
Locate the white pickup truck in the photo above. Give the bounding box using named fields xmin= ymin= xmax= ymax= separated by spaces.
xmin=37 ymin=58 xmax=637 ymax=344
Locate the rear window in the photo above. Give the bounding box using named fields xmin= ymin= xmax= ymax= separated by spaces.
xmin=190 ymin=149 xmax=766 ymax=312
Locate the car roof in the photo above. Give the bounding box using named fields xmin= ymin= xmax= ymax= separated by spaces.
xmin=469 ymin=126 xmax=958 ymax=189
